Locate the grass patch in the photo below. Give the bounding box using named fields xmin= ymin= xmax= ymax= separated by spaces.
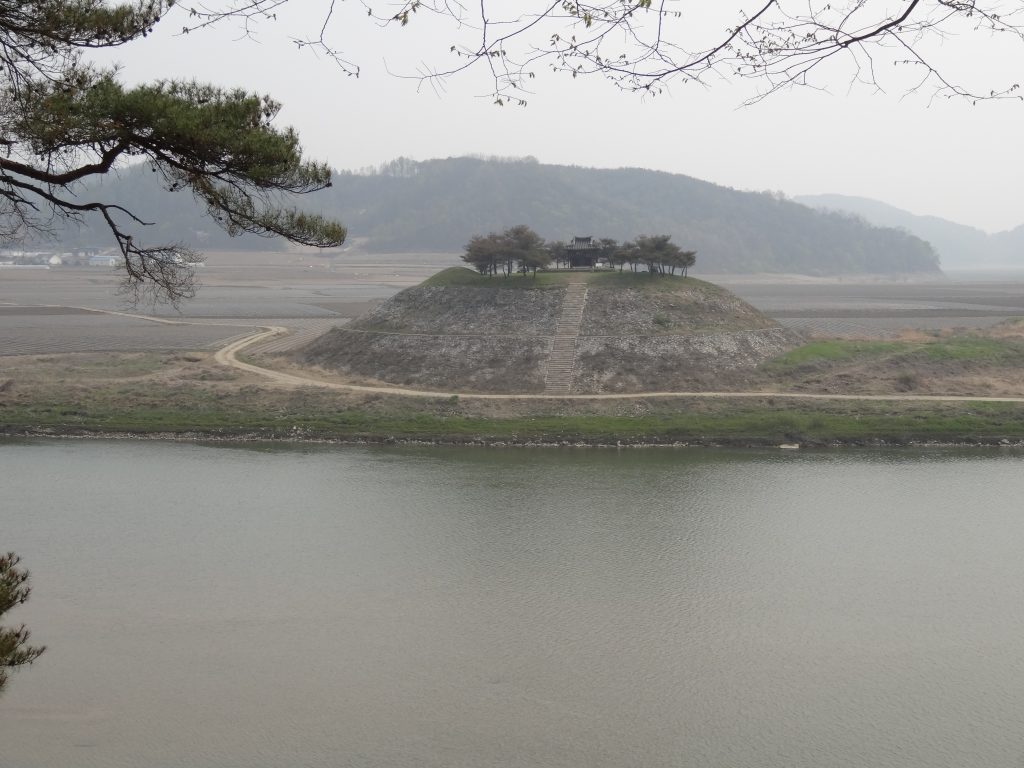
xmin=917 ymin=337 xmax=1024 ymax=362
xmin=764 ymin=340 xmax=908 ymax=372
xmin=764 ymin=336 xmax=1024 ymax=381
xmin=56 ymin=353 xmax=168 ymax=378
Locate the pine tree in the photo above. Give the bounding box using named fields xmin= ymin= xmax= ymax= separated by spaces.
xmin=0 ymin=1 xmax=345 ymax=304
xmin=0 ymin=553 xmax=45 ymax=696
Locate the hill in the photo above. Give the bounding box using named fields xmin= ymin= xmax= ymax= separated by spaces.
xmin=794 ymin=193 xmax=1024 ymax=270
xmin=296 ymin=268 xmax=800 ymax=394
xmin=329 ymin=158 xmax=940 ymax=275
xmin=42 ymin=158 xmax=941 ymax=276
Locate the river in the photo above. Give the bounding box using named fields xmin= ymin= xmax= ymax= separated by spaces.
xmin=2 ymin=439 xmax=1023 ymax=767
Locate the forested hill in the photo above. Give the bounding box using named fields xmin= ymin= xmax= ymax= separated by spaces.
xmin=795 ymin=193 xmax=1023 ymax=270
xmin=327 ymin=158 xmax=939 ymax=274
xmin=50 ymin=157 xmax=941 ymax=275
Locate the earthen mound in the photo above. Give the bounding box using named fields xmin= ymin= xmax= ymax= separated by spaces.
xmin=296 ymin=268 xmax=800 ymax=394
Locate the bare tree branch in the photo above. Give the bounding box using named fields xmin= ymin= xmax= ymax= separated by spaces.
xmin=357 ymin=1 xmax=1024 ymax=103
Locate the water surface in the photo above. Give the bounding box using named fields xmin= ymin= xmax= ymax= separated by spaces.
xmin=2 ymin=440 xmax=1023 ymax=767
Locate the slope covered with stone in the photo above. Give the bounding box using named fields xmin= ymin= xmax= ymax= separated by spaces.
xmin=296 ymin=269 xmax=800 ymax=394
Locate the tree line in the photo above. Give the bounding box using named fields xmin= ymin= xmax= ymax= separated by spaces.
xmin=462 ymin=226 xmax=696 ymax=277
xmin=607 ymin=235 xmax=696 ymax=276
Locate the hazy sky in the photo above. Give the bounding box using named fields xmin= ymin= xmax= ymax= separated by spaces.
xmin=91 ymin=2 xmax=1023 ymax=233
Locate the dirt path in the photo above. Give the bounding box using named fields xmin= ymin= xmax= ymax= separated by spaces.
xmin=217 ymin=326 xmax=1024 ymax=404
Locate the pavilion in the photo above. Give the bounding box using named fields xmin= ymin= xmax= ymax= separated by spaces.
xmin=565 ymin=236 xmax=603 ymax=268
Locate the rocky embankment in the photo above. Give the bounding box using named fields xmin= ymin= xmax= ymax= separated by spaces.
xmin=295 ymin=270 xmax=801 ymax=393
xmin=300 ymin=283 xmax=561 ymax=392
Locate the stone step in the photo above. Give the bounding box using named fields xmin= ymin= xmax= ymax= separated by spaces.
xmin=543 ymin=283 xmax=589 ymax=395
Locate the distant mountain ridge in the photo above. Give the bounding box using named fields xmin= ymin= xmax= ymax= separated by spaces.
xmin=329 ymin=158 xmax=940 ymax=275
xmin=45 ymin=157 xmax=942 ymax=276
xmin=794 ymin=193 xmax=1024 ymax=270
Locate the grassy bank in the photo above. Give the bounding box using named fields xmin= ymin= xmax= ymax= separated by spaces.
xmin=7 ymin=404 xmax=1024 ymax=446
xmin=4 ymin=350 xmax=1024 ymax=446
xmin=6 ymin=385 xmax=1024 ymax=446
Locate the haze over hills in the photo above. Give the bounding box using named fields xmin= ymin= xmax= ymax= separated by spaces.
xmin=39 ymin=157 xmax=942 ymax=276
xmin=795 ymin=193 xmax=1024 ymax=271
xmin=330 ymin=158 xmax=939 ymax=275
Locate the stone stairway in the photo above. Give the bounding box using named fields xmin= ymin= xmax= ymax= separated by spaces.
xmin=543 ymin=282 xmax=588 ymax=395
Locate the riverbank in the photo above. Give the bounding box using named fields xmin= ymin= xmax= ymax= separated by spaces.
xmin=8 ymin=341 xmax=1024 ymax=449
xmin=4 ymin=350 xmax=1024 ymax=447
xmin=6 ymin=426 xmax=1024 ymax=449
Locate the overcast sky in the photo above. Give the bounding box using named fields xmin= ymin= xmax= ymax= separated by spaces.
xmin=91 ymin=2 xmax=1023 ymax=233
